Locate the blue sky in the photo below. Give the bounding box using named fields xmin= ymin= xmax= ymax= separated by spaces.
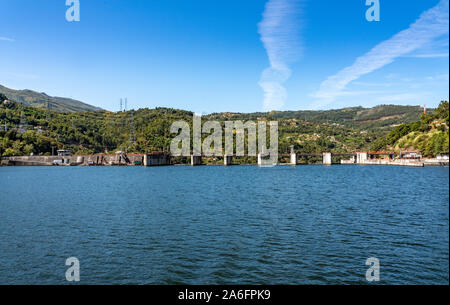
xmin=0 ymin=0 xmax=448 ymax=113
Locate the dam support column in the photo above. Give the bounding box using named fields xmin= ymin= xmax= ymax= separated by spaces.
xmin=323 ymin=152 xmax=332 ymax=165
xmin=143 ymin=155 xmax=148 ymax=166
xmin=258 ymin=152 xmax=277 ymax=167
xmin=144 ymin=153 xmax=171 ymax=166
xmin=290 ymin=153 xmax=297 ymax=166
xmin=257 ymin=153 xmax=262 ymax=166
xmin=76 ymin=156 xmax=85 ymax=165
xmin=191 ymin=155 xmax=202 ymax=166
xmin=224 ymin=155 xmax=233 ymax=166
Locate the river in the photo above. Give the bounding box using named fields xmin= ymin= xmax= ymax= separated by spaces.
xmin=0 ymin=165 xmax=448 ymax=284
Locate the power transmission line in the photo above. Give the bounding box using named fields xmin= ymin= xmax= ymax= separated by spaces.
xmin=46 ymin=100 xmax=51 ymax=121
xmin=129 ymin=111 xmax=136 ymax=146
xmin=18 ymin=104 xmax=28 ymax=133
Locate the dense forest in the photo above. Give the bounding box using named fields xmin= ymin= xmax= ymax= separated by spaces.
xmin=1 ymin=92 xmax=448 ymax=157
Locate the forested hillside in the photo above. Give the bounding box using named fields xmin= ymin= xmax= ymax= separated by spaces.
xmin=1 ymin=92 xmax=446 ymax=157
xmin=371 ymin=101 xmax=449 ymax=157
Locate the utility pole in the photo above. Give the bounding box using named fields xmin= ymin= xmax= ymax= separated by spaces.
xmin=120 ymin=98 xmax=123 ymax=112
xmin=18 ymin=104 xmax=28 ymax=133
xmin=46 ymin=100 xmax=52 ymax=130
xmin=164 ymin=109 xmax=167 ymax=152
xmin=129 ymin=111 xmax=136 ymax=146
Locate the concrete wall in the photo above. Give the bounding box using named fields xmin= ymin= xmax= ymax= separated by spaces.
xmin=1 ymin=154 xmax=146 ymax=166
xmin=359 ymin=159 xmax=424 ymax=167
xmin=341 ymin=159 xmax=355 ymax=164
xmin=423 ymin=158 xmax=450 ymax=166
xmin=1 ymin=155 xmax=62 ymax=165
xmin=340 ymin=156 xmax=356 ymax=164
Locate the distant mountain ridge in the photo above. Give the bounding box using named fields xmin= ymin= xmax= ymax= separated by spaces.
xmin=0 ymin=84 xmax=103 ymax=112
xmin=0 ymin=84 xmax=429 ymax=129
xmin=208 ymin=104 xmax=430 ymax=131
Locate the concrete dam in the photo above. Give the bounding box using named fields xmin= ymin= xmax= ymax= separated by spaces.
xmin=1 ymin=151 xmax=448 ymax=167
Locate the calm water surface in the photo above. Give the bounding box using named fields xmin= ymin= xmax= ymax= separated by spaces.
xmin=0 ymin=165 xmax=448 ymax=284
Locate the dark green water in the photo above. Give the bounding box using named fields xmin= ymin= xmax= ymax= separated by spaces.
xmin=0 ymin=165 xmax=448 ymax=284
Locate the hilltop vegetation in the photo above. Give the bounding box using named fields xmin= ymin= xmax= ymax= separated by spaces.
xmin=371 ymin=101 xmax=449 ymax=156
xmin=0 ymin=91 xmax=445 ymax=158
xmin=0 ymin=84 xmax=103 ymax=113
xmin=245 ymin=104 xmax=425 ymax=130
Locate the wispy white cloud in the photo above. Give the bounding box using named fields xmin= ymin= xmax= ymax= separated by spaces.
xmin=352 ymin=81 xmax=393 ymax=88
xmin=9 ymin=73 xmax=38 ymax=80
xmin=426 ymin=73 xmax=449 ymax=81
xmin=258 ymin=0 xmax=303 ymax=111
xmin=374 ymin=93 xmax=421 ymax=103
xmin=311 ymin=0 xmax=449 ymax=109
xmin=406 ymin=33 xmax=449 ymax=58
xmin=0 ymin=37 xmax=14 ymax=42
xmin=407 ymin=53 xmax=449 ymax=58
